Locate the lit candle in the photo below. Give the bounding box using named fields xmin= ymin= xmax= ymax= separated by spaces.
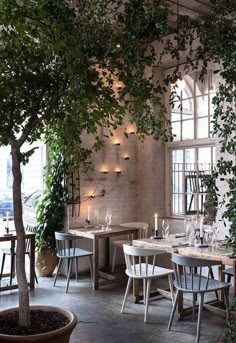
xmin=87 ymin=206 xmax=91 ymax=221
xmin=200 ymin=217 xmax=204 ymax=238
xmin=6 ymin=212 xmax=9 ymax=228
xmin=154 ymin=213 xmax=158 ymax=234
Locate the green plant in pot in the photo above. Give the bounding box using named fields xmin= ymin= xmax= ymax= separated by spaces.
xmin=35 ymin=146 xmax=68 ymax=277
xmin=0 ymin=0 xmax=176 ymax=339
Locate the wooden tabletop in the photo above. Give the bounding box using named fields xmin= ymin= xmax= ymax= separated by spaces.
xmin=133 ymin=235 xmax=235 ymax=265
xmin=0 ymin=231 xmax=34 ymax=242
xmin=69 ymin=224 xmax=139 ymax=239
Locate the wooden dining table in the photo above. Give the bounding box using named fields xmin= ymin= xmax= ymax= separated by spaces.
xmin=69 ymin=225 xmax=139 ymax=290
xmin=133 ymin=235 xmax=235 ymax=318
xmin=0 ymin=231 xmax=35 ymax=292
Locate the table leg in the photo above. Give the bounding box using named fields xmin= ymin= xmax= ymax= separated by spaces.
xmin=93 ymin=237 xmax=99 ymax=290
xmin=29 ymin=235 xmax=35 ymax=289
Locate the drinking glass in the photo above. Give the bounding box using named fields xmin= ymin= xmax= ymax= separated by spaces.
xmin=211 ymin=223 xmax=219 ymax=247
xmin=94 ymin=209 xmax=99 ymax=228
xmin=105 ymin=210 xmax=112 ymax=232
xmin=184 ymin=216 xmax=191 ymax=236
xmin=162 ymin=219 xmax=169 ymax=238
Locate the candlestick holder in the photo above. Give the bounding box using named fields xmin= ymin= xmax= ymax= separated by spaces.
xmin=86 ymin=219 xmax=90 ymax=225
xmin=5 ymin=227 xmax=9 ymax=235
xmin=151 ymin=229 xmax=163 ymax=240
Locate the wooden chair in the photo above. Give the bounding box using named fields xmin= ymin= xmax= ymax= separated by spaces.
xmin=0 ymin=224 xmax=38 ymax=286
xmin=223 ymin=267 xmax=234 ymax=283
xmin=111 ymin=222 xmax=149 ymax=273
xmin=185 ymin=171 xmax=207 ymax=215
xmin=53 ymin=232 xmax=93 ymax=293
xmin=121 ymin=244 xmax=174 ymax=323
xmin=168 ymin=253 xmax=231 ymax=343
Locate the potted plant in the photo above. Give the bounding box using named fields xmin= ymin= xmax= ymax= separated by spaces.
xmin=0 ymin=0 xmax=173 ymax=339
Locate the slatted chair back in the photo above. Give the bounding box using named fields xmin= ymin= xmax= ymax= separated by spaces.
xmin=171 ymin=253 xmax=221 ymax=292
xmin=123 ymin=244 xmax=163 ymax=278
xmin=120 ymin=222 xmax=149 ymax=240
xmin=55 ymin=232 xmax=82 ymax=258
xmin=24 ymin=224 xmax=36 ymax=253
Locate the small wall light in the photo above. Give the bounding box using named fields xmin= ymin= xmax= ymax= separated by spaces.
xmin=124 ymin=156 xmax=129 ymax=160
xmin=102 ymin=170 xmax=108 ymax=174
xmin=129 ymin=131 xmax=135 ymax=135
xmin=115 ymin=142 xmax=121 ymax=146
xmin=116 ymin=170 xmax=121 ymax=175
xmin=116 ymin=43 xmax=121 ymax=48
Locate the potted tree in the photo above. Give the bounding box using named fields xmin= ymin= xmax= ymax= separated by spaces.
xmin=0 ymin=0 xmax=174 ymax=340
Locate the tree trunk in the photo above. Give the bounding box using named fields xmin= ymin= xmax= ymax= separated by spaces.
xmin=11 ymin=142 xmax=30 ymax=327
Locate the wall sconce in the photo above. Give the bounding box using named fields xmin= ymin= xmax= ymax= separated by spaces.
xmin=115 ymin=141 xmax=121 ymax=146
xmin=116 ymin=43 xmax=121 ymax=48
xmin=102 ymin=170 xmax=108 ymax=174
xmin=129 ymin=131 xmax=135 ymax=135
xmin=124 ymin=156 xmax=129 ymax=160
xmin=116 ymin=170 xmax=121 ymax=175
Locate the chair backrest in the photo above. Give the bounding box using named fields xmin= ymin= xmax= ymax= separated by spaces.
xmin=123 ymin=244 xmax=163 ymax=277
xmin=24 ymin=225 xmax=36 ymax=252
xmin=120 ymin=222 xmax=149 ymax=239
xmin=171 ymin=253 xmax=221 ymax=291
xmin=55 ymin=232 xmax=82 ymax=257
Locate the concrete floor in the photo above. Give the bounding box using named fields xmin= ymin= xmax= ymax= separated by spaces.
xmin=0 ymin=273 xmax=228 ymax=343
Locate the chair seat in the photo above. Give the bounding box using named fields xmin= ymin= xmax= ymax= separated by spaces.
xmin=173 ymin=274 xmax=231 ymax=293
xmin=113 ymin=239 xmax=130 ymax=247
xmin=223 ymin=267 xmax=234 ymax=276
xmin=126 ymin=263 xmax=174 ymax=279
xmin=57 ymin=247 xmax=93 ymax=259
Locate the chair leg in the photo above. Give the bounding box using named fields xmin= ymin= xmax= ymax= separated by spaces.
xmin=168 ymin=289 xmax=180 ymax=331
xmin=0 ymin=253 xmax=6 ymax=281
xmin=66 ymin=259 xmax=72 ymax=293
xmin=53 ymin=258 xmax=62 ymax=287
xmin=196 ymin=293 xmax=204 ymax=343
xmin=227 ymin=274 xmax=231 ymax=283
xmin=75 ymin=258 xmax=78 ymax=282
xmin=192 ymin=293 xmax=197 ymax=321
xmin=10 ymin=254 xmax=15 ymax=285
xmin=121 ymin=276 xmax=132 ymax=314
xmin=112 ymin=246 xmax=117 ymax=273
xmin=88 ymin=256 xmax=93 ymax=282
xmin=144 ymin=279 xmax=151 ymax=323
xmin=143 ymin=279 xmax=146 ymax=305
xmin=168 ymin=274 xmax=175 ymax=304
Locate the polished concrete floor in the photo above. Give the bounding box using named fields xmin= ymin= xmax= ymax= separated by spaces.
xmin=0 ymin=272 xmax=229 ymax=343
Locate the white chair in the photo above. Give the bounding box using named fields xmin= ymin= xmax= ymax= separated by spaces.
xmin=121 ymin=244 xmax=174 ymax=323
xmin=111 ymin=222 xmax=149 ymax=273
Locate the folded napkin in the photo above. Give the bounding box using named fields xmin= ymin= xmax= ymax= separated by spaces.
xmin=171 ymin=242 xmax=189 ymax=248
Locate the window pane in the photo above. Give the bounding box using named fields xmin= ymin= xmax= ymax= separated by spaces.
xmin=185 ymin=149 xmax=195 ymax=170
xmin=182 ymin=75 xmax=194 ymax=99
xmin=198 ymin=147 xmax=211 ymax=165
xmin=182 ymin=98 xmax=194 ymax=119
xmin=197 ymin=117 xmax=209 ymax=138
xmin=172 ymin=149 xmax=183 ymax=164
xmin=182 ymin=120 xmax=194 ymax=140
xmin=172 ymin=122 xmax=181 ymax=141
xmin=171 ymin=112 xmax=180 ymax=122
xmin=196 ymin=95 xmax=208 ymax=117
xmin=195 ymin=72 xmax=208 ymax=96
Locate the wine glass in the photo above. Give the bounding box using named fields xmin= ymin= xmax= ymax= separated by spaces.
xmin=105 ymin=210 xmax=112 ymax=232
xmin=94 ymin=209 xmax=99 ymax=228
xmin=184 ymin=216 xmax=191 ymax=236
xmin=211 ymin=223 xmax=219 ymax=247
xmin=162 ymin=219 xmax=169 ymax=238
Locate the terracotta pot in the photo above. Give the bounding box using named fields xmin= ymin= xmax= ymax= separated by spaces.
xmin=0 ymin=305 xmax=77 ymax=343
xmin=36 ymin=248 xmax=58 ymax=277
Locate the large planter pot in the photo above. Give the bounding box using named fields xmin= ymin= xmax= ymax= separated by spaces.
xmin=36 ymin=248 xmax=58 ymax=277
xmin=0 ymin=305 xmax=77 ymax=343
